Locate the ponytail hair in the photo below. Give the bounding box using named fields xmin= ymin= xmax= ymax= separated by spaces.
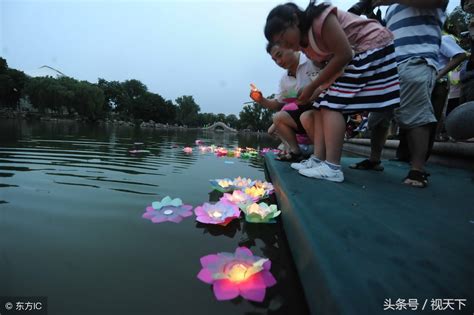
xmin=264 ymin=1 xmax=330 ymax=43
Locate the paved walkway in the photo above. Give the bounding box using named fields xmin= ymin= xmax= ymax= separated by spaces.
xmin=264 ymin=155 xmax=474 ymax=315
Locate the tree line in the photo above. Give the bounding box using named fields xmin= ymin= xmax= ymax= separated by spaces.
xmin=0 ymin=57 xmax=273 ymax=131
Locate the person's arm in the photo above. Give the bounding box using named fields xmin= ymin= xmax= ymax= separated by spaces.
xmin=298 ymin=14 xmax=353 ymax=104
xmin=437 ymin=53 xmax=468 ymax=79
xmin=249 ymin=91 xmax=283 ymax=111
xmin=372 ymin=0 xmax=448 ymax=9
xmin=259 ymin=97 xmax=284 ymax=111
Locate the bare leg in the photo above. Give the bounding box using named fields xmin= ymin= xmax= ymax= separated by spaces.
xmin=370 ymin=124 xmax=390 ymax=162
xmin=300 ymin=110 xmax=315 ymax=142
xmin=406 ymin=125 xmax=431 ymax=171
xmin=312 ymin=110 xmax=325 ymax=160
xmin=321 ymin=108 xmax=346 ymax=165
xmin=273 ymin=112 xmax=300 ymax=154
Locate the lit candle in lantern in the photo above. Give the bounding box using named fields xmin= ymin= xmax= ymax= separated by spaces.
xmin=250 ymin=83 xmax=261 ymax=102
xmin=227 ymin=263 xmax=249 ymax=282
xmin=210 ymin=210 xmax=223 ymax=219
xmin=245 ymin=186 xmax=265 ymax=199
xmin=247 ymin=203 xmax=269 ymax=217
xmin=218 ymin=179 xmax=232 ymax=188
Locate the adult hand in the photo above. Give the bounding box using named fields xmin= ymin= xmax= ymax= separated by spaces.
xmin=250 ymin=90 xmax=263 ymax=103
xmin=297 ymin=85 xmax=313 ymax=105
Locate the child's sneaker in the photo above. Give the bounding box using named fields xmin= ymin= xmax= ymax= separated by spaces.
xmin=290 ymin=155 xmax=321 ymax=170
xmin=298 ymin=162 xmax=344 ymax=182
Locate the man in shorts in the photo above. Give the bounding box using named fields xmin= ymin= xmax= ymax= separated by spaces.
xmin=350 ymin=0 xmax=448 ymax=188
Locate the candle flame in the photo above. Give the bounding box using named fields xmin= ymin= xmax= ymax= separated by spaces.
xmin=210 ymin=210 xmax=222 ymax=219
xmin=227 ymin=263 xmax=248 ymax=282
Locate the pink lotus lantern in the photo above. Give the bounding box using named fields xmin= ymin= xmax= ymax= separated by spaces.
xmin=194 ymin=201 xmax=241 ymax=226
xmin=195 ymin=139 xmax=204 ymax=145
xmin=199 ymin=146 xmax=211 ymax=153
xmin=197 ymin=247 xmax=277 ymax=302
xmin=220 ymin=190 xmax=258 ymax=208
xmin=215 ymin=148 xmax=228 ymax=157
xmin=183 ymin=147 xmax=193 ymax=154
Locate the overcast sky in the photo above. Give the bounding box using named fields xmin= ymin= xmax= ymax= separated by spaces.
xmin=1 ymin=0 xmax=458 ymax=115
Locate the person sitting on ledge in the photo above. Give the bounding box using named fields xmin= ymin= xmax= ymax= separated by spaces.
xmin=250 ymin=42 xmax=320 ymax=162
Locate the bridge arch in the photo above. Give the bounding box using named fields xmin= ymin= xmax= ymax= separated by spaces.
xmin=203 ymin=122 xmax=237 ymax=132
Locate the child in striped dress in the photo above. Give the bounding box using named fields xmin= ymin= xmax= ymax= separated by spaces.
xmin=265 ymin=1 xmax=400 ymax=182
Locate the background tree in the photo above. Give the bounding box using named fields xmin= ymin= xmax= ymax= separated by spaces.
xmin=0 ymin=57 xmax=28 ymax=108
xmin=238 ymin=101 xmax=274 ymax=131
xmin=175 ymin=95 xmax=201 ymax=126
xmin=225 ymin=114 xmax=238 ymax=128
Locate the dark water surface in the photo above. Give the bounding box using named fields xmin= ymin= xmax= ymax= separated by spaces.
xmin=0 ymin=120 xmax=310 ymax=315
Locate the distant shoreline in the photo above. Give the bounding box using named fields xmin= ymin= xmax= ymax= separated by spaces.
xmin=0 ymin=109 xmax=272 ymax=135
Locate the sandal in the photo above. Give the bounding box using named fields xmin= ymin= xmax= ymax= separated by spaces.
xmin=349 ymin=159 xmax=384 ymax=171
xmin=275 ymin=151 xmax=304 ymax=162
xmin=403 ymin=170 xmax=430 ymax=188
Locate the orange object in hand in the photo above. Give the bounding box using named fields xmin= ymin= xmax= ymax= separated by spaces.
xmin=249 ymin=83 xmax=262 ymax=103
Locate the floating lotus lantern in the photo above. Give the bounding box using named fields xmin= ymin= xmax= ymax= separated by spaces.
xmin=260 ymin=148 xmax=271 ymax=155
xmin=232 ymin=177 xmax=254 ymax=190
xmin=195 ymin=139 xmax=204 ymax=145
xmin=253 ymin=180 xmax=274 ymax=198
xmin=241 ymin=202 xmax=281 ymax=223
xmin=240 ymin=152 xmax=251 ymax=159
xmin=197 ymin=246 xmax=276 ymax=302
xmin=142 ymin=196 xmax=193 ymax=224
xmin=209 ymin=178 xmax=235 ymax=192
xmin=183 ymin=147 xmax=193 ymax=154
xmin=244 ymin=185 xmax=267 ymax=200
xmin=215 ymin=148 xmax=228 ymax=157
xmin=220 ymin=190 xmax=257 ymax=208
xmin=194 ymin=201 xmax=241 ymax=226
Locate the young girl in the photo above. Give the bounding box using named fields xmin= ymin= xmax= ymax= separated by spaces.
xmin=264 ymin=1 xmax=400 ymax=182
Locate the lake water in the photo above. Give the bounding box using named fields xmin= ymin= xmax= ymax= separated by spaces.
xmin=0 ymin=119 xmax=310 ymax=315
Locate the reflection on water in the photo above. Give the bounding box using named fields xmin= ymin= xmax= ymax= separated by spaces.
xmin=0 ymin=119 xmax=309 ymax=315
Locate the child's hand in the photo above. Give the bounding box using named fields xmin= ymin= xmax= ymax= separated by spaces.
xmin=250 ymin=90 xmax=263 ymax=103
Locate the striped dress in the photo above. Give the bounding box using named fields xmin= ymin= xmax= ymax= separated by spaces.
xmin=302 ymin=6 xmax=400 ymax=112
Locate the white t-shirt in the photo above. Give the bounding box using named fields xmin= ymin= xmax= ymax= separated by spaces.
xmin=437 ymin=35 xmax=465 ymax=71
xmin=276 ymin=53 xmax=320 ymax=103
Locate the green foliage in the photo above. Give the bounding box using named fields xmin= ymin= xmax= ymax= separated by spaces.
xmin=96 ymin=78 xmax=176 ymax=123
xmin=24 ymin=76 xmax=105 ymax=120
xmin=176 ymin=95 xmax=201 ymax=127
xmin=225 ymin=114 xmax=238 ymax=128
xmin=0 ymin=55 xmax=277 ymax=128
xmin=0 ymin=58 xmax=28 ymax=108
xmin=238 ymin=102 xmax=273 ymax=131
xmin=0 ymin=57 xmax=7 ymax=74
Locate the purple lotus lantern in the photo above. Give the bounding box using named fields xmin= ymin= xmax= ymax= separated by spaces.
xmin=194 ymin=201 xmax=241 ymax=226
xmin=220 ymin=190 xmax=257 ymax=209
xmin=142 ymin=196 xmax=193 ymax=224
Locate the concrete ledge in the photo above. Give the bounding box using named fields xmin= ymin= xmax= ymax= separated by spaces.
xmin=344 ymin=139 xmax=474 ymax=171
xmin=264 ymin=154 xmax=474 ymax=315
